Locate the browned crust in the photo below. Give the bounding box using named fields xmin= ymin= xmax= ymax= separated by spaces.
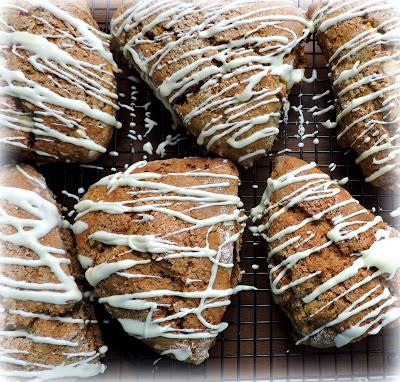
xmin=309 ymin=1 xmax=400 ymax=190
xmin=0 ymin=0 xmax=117 ymax=163
xmin=0 ymin=164 xmax=81 ymax=316
xmin=264 ymin=155 xmax=399 ymax=347
xmin=0 ymin=164 xmax=105 ymax=374
xmin=74 ymin=157 xmax=244 ymax=364
xmin=111 ymin=0 xmax=307 ymax=167
xmin=0 ymin=299 xmax=104 ymax=376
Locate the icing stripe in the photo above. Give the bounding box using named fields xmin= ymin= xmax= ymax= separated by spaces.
xmin=311 ymin=0 xmax=400 ymax=184
xmin=251 ymin=160 xmax=400 ymax=347
xmin=111 ymin=0 xmax=310 ymax=164
xmin=75 ymin=160 xmax=253 ymax=347
xmin=1 ymin=0 xmax=120 ymax=160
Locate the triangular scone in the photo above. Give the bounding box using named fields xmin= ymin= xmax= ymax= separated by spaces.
xmin=0 ymin=164 xmax=82 ymax=314
xmin=308 ymin=1 xmax=400 ymax=189
xmin=111 ymin=0 xmax=310 ymax=167
xmin=0 ymin=300 xmax=106 ymax=381
xmin=74 ymin=157 xmax=250 ymax=364
xmin=251 ymin=156 xmax=400 ymax=348
xmin=0 ymin=0 xmax=120 ymax=163
xmin=0 ymin=164 xmax=106 ymax=380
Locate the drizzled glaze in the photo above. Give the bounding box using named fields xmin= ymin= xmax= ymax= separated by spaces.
xmin=251 ymin=159 xmax=400 ymax=347
xmin=111 ymin=0 xmax=311 ymax=166
xmin=0 ymin=344 xmax=107 ymax=381
xmin=0 ymin=0 xmax=120 ymax=161
xmin=75 ymin=159 xmax=253 ymax=362
xmin=311 ymin=0 xmax=400 ymax=186
xmin=0 ymin=185 xmax=81 ymax=304
xmin=0 ymin=165 xmax=106 ymax=380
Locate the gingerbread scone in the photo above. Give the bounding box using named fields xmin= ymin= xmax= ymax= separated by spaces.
xmin=251 ymin=156 xmax=400 ymax=348
xmin=0 ymin=164 xmax=106 ymax=380
xmin=309 ymin=0 xmax=400 ymax=189
xmin=0 ymin=0 xmax=121 ymax=163
xmin=74 ymin=157 xmax=252 ymax=364
xmin=111 ymin=0 xmax=310 ymax=168
xmin=0 ymin=301 xmax=107 ymax=381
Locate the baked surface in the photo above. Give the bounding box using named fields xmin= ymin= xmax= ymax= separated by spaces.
xmin=252 ymin=155 xmax=400 ymax=348
xmin=0 ymin=164 xmax=106 ymax=380
xmin=111 ymin=0 xmax=309 ymax=167
xmin=74 ymin=157 xmax=248 ymax=364
xmin=0 ymin=0 xmax=120 ymax=163
xmin=0 ymin=300 xmax=106 ymax=381
xmin=309 ymin=0 xmax=400 ymax=189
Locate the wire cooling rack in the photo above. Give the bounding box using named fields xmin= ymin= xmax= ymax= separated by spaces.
xmin=35 ymin=0 xmax=400 ymax=380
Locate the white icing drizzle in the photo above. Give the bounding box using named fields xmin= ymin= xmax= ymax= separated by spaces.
xmin=0 ymin=186 xmax=82 ymax=304
xmin=61 ymin=190 xmax=80 ymax=202
xmin=160 ymin=346 xmax=192 ymax=361
xmin=15 ymin=165 xmax=46 ymax=190
xmin=155 ymin=134 xmax=185 ymax=158
xmin=311 ymin=0 xmax=400 ymax=183
xmin=75 ymin=160 xmax=253 ymax=346
xmin=143 ymin=142 xmax=153 ymax=155
xmin=77 ymin=254 xmax=93 ymax=270
xmin=22 ymin=0 xmax=115 ymax=65
xmin=0 ymin=0 xmax=120 ymax=159
xmin=71 ymin=220 xmax=89 ymax=235
xmin=251 ymin=161 xmax=400 ymax=347
xmin=0 ymin=167 xmax=106 ymax=380
xmin=2 ymin=307 xmax=96 ymax=326
xmin=0 ymin=350 xmax=106 ymax=381
xmin=0 ymin=330 xmax=78 ymax=347
xmin=111 ymin=0 xmax=311 ymax=164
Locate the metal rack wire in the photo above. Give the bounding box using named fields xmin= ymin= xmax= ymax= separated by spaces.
xmin=38 ymin=0 xmax=400 ymax=380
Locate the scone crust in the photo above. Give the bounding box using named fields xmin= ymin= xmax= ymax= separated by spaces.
xmin=0 ymin=0 xmax=119 ymax=163
xmin=111 ymin=0 xmax=308 ymax=167
xmin=259 ymin=156 xmax=399 ymax=347
xmin=75 ymin=157 xmax=245 ymax=364
xmin=0 ymin=164 xmax=106 ymax=379
xmin=0 ymin=164 xmax=81 ymax=315
xmin=309 ymin=0 xmax=400 ymax=189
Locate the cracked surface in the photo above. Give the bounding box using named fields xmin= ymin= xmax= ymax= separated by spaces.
xmin=74 ymin=157 xmax=244 ymax=364
xmin=111 ymin=0 xmax=307 ymax=167
xmin=0 ymin=164 xmax=80 ymax=316
xmin=0 ymin=163 xmax=104 ymax=376
xmin=309 ymin=0 xmax=400 ymax=190
xmin=264 ymin=156 xmax=400 ymax=347
xmin=0 ymin=0 xmax=118 ymax=163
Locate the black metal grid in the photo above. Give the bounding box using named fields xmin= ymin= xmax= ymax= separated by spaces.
xmin=37 ymin=0 xmax=400 ymax=380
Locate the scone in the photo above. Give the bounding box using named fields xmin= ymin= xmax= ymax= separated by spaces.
xmin=0 ymin=0 xmax=121 ymax=163
xmin=251 ymin=155 xmax=400 ymax=348
xmin=74 ymin=157 xmax=251 ymax=364
xmin=0 ymin=164 xmax=106 ymax=380
xmin=111 ymin=0 xmax=310 ymax=167
xmin=309 ymin=0 xmax=400 ymax=189
xmin=0 ymin=301 xmax=106 ymax=381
